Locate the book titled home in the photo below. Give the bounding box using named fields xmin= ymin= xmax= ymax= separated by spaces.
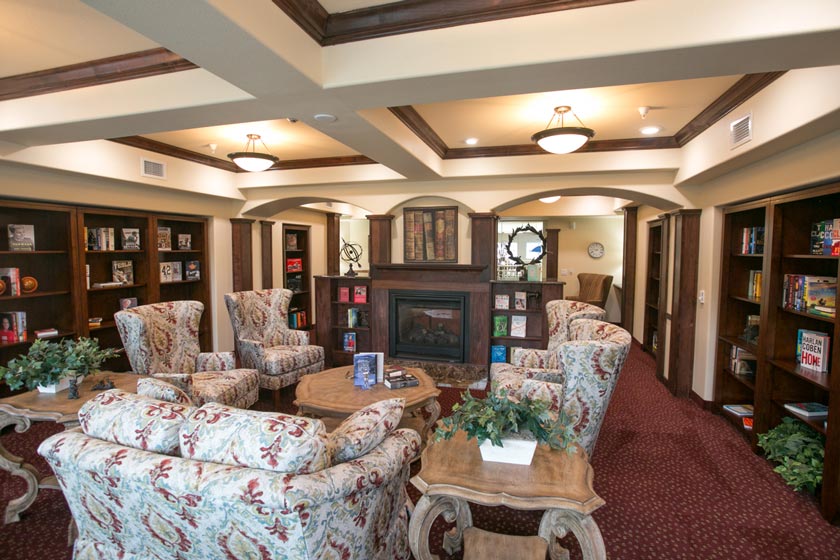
xmin=514 ymin=291 xmax=527 ymax=310
xmin=343 ymin=331 xmax=356 ymax=352
xmin=338 ymin=286 xmax=350 ymax=302
xmin=111 ymin=260 xmax=134 ymax=285
xmin=177 ymin=234 xmax=192 ymax=250
xmin=783 ymin=402 xmax=829 ymax=418
xmin=490 ymin=344 xmax=507 ymax=363
xmin=286 ymin=257 xmax=303 ymax=272
xmin=799 ymin=330 xmax=830 ymax=372
xmin=510 ymin=315 xmax=527 ymax=338
xmin=492 ymin=315 xmax=508 ymax=337
xmin=185 ymin=260 xmax=200 ymax=280
xmin=157 ymin=227 xmax=172 ymax=250
xmin=494 ymin=294 xmax=510 ymax=309
xmin=121 ymin=228 xmax=140 ymax=250
xmin=7 ymin=224 xmax=35 ymax=251
xmin=353 ymin=353 xmax=376 ymax=388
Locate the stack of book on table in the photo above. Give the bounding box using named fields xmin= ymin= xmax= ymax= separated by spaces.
xmin=384 ymin=365 xmax=419 ymax=389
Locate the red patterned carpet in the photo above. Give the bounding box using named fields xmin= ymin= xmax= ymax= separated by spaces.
xmin=2 ymin=345 xmax=839 ymax=559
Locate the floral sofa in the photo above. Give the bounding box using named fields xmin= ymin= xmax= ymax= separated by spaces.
xmin=38 ymin=390 xmax=419 ymax=560
xmin=491 ymin=318 xmax=631 ymax=456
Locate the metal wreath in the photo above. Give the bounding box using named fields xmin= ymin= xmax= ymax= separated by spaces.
xmin=504 ymin=224 xmax=547 ymax=267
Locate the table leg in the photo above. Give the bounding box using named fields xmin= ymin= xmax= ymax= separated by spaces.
xmin=409 ymin=494 xmax=473 ymax=560
xmin=538 ymin=508 xmax=606 ymax=560
xmin=0 ymin=411 xmax=41 ymax=524
xmin=420 ymin=398 xmax=441 ymax=443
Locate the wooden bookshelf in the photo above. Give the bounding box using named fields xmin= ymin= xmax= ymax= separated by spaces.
xmin=282 ymin=224 xmax=313 ymax=332
xmin=643 ymin=216 xmax=668 ymax=380
xmin=315 ymin=275 xmax=372 ymax=366
xmin=489 ymin=281 xmax=564 ymax=363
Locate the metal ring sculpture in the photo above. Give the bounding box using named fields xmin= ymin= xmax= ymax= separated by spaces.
xmin=504 ymin=224 xmax=547 ymax=267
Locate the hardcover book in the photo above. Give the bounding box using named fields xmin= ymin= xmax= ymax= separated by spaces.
xmin=514 ymin=291 xmax=527 ymax=310
xmin=0 ymin=311 xmax=25 ymax=343
xmin=121 ymin=228 xmax=140 ymax=250
xmin=494 ymin=294 xmax=510 ymax=309
xmin=347 ymin=307 xmax=359 ymax=328
xmin=285 ymin=233 xmax=298 ymax=251
xmin=157 ymin=227 xmax=172 ymax=250
xmin=159 ymin=261 xmax=182 ymax=283
xmin=111 ymin=260 xmax=134 ymax=285
xmin=353 ymin=285 xmax=367 ymax=303
xmin=353 ymin=353 xmax=377 ymax=388
xmin=7 ymin=224 xmax=35 ymax=251
xmin=177 ymin=234 xmax=192 ymax=250
xmin=783 ymin=402 xmax=829 ymax=418
xmin=355 ymin=352 xmax=384 ymax=383
xmin=338 ymin=286 xmax=350 ymax=302
xmin=0 ymin=267 xmax=20 ymax=296
xmin=286 ymin=257 xmax=303 ymax=272
xmin=799 ymin=330 xmax=830 ymax=372
xmin=384 ymin=373 xmax=420 ymax=389
xmin=492 ymin=315 xmax=508 ymax=337
xmin=185 ymin=260 xmax=200 ymax=280
xmin=510 ymin=315 xmax=527 ymax=338
xmin=490 ymin=344 xmax=507 ymax=363
xmin=722 ymin=404 xmax=754 ymax=417
xmin=119 ymin=297 xmax=138 ymax=310
xmin=343 ymin=331 xmax=356 ymax=352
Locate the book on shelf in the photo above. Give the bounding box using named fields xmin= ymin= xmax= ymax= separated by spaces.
xmin=338 ymin=286 xmax=350 ymax=302
xmin=111 ymin=260 xmax=134 ymax=285
xmin=159 ymin=261 xmax=182 ymax=283
xmin=739 ymin=226 xmax=764 ymax=254
xmin=86 ymin=264 xmax=90 ymax=289
xmin=353 ymin=353 xmax=377 ymax=388
xmin=782 ymin=274 xmax=837 ymax=317
xmin=157 ymin=227 xmax=172 ymax=251
xmin=358 ymin=310 xmax=370 ymax=328
xmin=177 ymin=234 xmax=192 ymax=250
xmin=510 ymin=315 xmax=527 ymax=338
xmin=722 ymin=404 xmax=754 ymax=417
xmin=0 ymin=311 xmax=26 ymax=343
xmin=747 ymin=269 xmax=762 ymax=300
xmin=7 ymin=224 xmax=35 ymax=251
xmin=490 ymin=344 xmax=507 ymax=363
xmin=353 ymin=285 xmax=367 ymax=303
xmin=286 ymin=276 xmax=302 ymax=292
xmin=285 ymin=233 xmax=298 ymax=251
xmin=119 ymin=297 xmax=138 ymax=310
xmin=783 ymin=402 xmax=829 ymax=418
xmin=92 ymin=281 xmax=123 ymax=288
xmin=34 ymin=328 xmax=59 ymax=339
xmin=812 ymin=217 xmax=840 ymax=256
xmin=384 ymin=372 xmax=420 ymax=389
xmin=0 ymin=267 xmax=21 ymax=296
xmin=121 ymin=228 xmax=140 ymax=250
xmin=514 ymin=291 xmax=527 ymax=310
xmin=742 ymin=417 xmax=753 ymax=431
xmin=343 ymin=331 xmax=356 ymax=352
xmin=88 ymin=316 xmax=103 ymax=328
xmin=729 ymin=346 xmax=757 ymax=376
xmin=494 ymin=294 xmax=510 ymax=309
xmin=347 ymin=307 xmax=359 ymax=328
xmin=798 ymin=329 xmax=830 ymax=372
xmin=492 ymin=315 xmax=508 ymax=337
xmin=384 ymin=365 xmax=406 ymax=378
xmin=741 ymin=314 xmax=760 ymax=345
xmin=286 ymin=257 xmax=303 ymax=272
xmin=185 ymin=260 xmax=200 ymax=280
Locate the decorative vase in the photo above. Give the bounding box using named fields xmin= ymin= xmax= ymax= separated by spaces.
xmin=478 ymin=436 xmax=538 ymax=465
xmin=37 ymin=377 xmax=72 ymax=394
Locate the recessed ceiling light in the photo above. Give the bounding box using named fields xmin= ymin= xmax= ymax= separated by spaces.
xmin=464 ymin=137 xmax=478 ymax=145
xmin=640 ymin=125 xmax=661 ymax=135
xmin=539 ymin=196 xmax=561 ymax=204
xmin=314 ymin=113 xmax=337 ymax=123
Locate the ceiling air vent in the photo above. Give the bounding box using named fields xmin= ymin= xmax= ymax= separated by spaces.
xmin=141 ymin=158 xmax=166 ymax=179
xmin=729 ymin=114 xmax=752 ymax=149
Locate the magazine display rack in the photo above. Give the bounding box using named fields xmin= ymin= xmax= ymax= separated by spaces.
xmin=488 ymin=281 xmax=564 ymax=364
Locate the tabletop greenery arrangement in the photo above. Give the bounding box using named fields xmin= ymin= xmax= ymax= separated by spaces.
xmin=0 ymin=337 xmax=120 ymax=394
xmin=757 ymin=417 xmax=825 ymax=493
xmin=434 ymin=387 xmax=576 ymax=452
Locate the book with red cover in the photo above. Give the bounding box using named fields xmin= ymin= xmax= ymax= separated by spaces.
xmin=286 ymin=258 xmax=303 ymax=272
xmin=353 ymin=285 xmax=367 ymax=303
xmin=338 ymin=286 xmax=350 ymax=302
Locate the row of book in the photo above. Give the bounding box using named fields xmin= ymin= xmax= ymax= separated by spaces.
xmin=494 ymin=292 xmax=528 ymax=310
xmin=160 ymin=261 xmax=200 ymax=283
xmin=85 ymin=260 xmax=200 ymax=288
xmin=85 ymin=226 xmax=193 ymax=251
xmin=404 ymin=208 xmax=457 ymax=262
xmin=797 ymin=328 xmax=831 ymax=373
xmin=722 ymin=404 xmax=754 ymax=431
xmin=781 ymin=274 xmax=836 ymax=318
xmin=0 ymin=311 xmax=27 ymax=343
xmin=746 ymin=269 xmax=762 ymax=300
xmin=0 ymin=267 xmax=22 ymax=295
xmin=810 ymin=218 xmax=840 ymax=255
xmin=338 ymin=285 xmax=367 ymax=303
xmin=492 ymin=315 xmax=527 ymax=337
xmin=739 ymin=226 xmax=765 ymax=255
xmin=729 ymin=346 xmax=757 ymax=376
xmin=346 ymin=308 xmax=369 ymax=328
xmin=288 ymin=310 xmax=308 ymax=329
xmin=723 ymin=401 xmax=828 ymax=428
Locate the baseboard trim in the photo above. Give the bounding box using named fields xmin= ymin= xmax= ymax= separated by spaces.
xmin=690 ymin=390 xmax=712 ymax=410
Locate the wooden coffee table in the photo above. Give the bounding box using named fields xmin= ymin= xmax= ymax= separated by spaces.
xmin=294 ymin=365 xmax=441 ymax=444
xmin=0 ymin=373 xmax=138 ymax=524
xmin=409 ymin=430 xmax=606 ymax=560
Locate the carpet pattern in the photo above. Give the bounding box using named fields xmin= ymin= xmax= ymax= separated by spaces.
xmin=2 ymin=345 xmax=840 ymax=558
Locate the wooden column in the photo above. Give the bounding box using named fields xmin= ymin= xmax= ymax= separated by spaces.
xmin=230 ymin=218 xmax=255 ymax=292
xmin=260 ymin=220 xmax=274 ymax=289
xmin=469 ymin=212 xmax=497 ymax=281
xmin=667 ymin=209 xmax=701 ymax=398
xmin=621 ymin=207 xmax=638 ymax=331
xmin=545 ymin=227 xmax=560 ymax=281
xmin=325 ymin=212 xmax=341 ymax=276
xmin=367 ymin=214 xmax=394 ymax=271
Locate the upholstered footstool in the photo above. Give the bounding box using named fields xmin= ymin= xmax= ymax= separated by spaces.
xmin=190 ymin=369 xmax=259 ymax=409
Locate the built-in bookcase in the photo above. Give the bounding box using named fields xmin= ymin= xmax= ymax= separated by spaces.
xmin=643 ymin=216 xmax=668 ymax=380
xmin=715 ymin=181 xmax=840 ymax=522
xmin=282 ymin=224 xmax=313 ymax=332
xmin=489 ymin=281 xmax=565 ymax=363
xmin=314 ymin=275 xmax=371 ymax=366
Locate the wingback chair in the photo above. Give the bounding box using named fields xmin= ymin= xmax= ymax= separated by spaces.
xmin=491 ymin=319 xmax=631 ymax=456
xmin=225 ymin=288 xmax=325 ymax=409
xmin=114 ymin=300 xmax=259 ymax=408
xmin=568 ymin=273 xmax=613 ymax=310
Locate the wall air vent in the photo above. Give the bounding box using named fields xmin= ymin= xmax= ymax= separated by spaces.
xmin=729 ymin=114 xmax=752 ymax=149
xmin=141 ymin=158 xmax=166 ymax=179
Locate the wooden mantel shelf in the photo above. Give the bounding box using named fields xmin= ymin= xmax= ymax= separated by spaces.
xmin=372 ymin=264 xmax=486 ymax=272
xmin=371 ymin=263 xmax=488 ymax=284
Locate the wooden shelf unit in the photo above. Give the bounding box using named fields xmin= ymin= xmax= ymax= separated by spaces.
xmin=489 ymin=281 xmax=564 ymax=363
xmin=282 ymin=224 xmax=313 ymax=332
xmin=315 ymin=275 xmax=372 ymax=366
xmin=643 ymin=216 xmax=669 ymax=380
xmin=714 ymin=182 xmax=840 ymax=522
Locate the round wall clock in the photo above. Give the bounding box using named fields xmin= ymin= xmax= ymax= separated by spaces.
xmin=587 ymin=242 xmax=605 ymax=259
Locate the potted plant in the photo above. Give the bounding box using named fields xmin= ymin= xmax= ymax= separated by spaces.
xmin=434 ymin=388 xmax=575 ymax=465
xmin=62 ymin=337 xmax=121 ymax=398
xmin=757 ymin=417 xmax=825 ymax=493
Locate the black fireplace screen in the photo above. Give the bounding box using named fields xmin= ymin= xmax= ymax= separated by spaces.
xmin=389 ymin=290 xmax=469 ymax=362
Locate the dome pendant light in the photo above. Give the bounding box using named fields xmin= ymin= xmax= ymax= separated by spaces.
xmin=531 ymin=106 xmax=595 ymax=154
xmin=228 ymin=133 xmax=279 ymax=172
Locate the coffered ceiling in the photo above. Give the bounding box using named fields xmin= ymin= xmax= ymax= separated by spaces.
xmin=1 ymin=0 xmax=839 ymax=200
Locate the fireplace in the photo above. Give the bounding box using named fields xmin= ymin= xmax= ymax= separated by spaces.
xmin=389 ymin=289 xmax=469 ymax=362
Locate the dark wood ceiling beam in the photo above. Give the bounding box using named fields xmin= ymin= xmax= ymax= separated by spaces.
xmin=271 ymin=0 xmax=329 ymax=44
xmin=444 ymin=136 xmax=677 ymax=159
xmin=388 ymin=106 xmax=448 ymax=158
xmin=109 ymin=137 xmax=375 ymax=172
xmin=674 ymin=71 xmax=786 ymax=146
xmin=0 ymin=48 xmax=197 ymax=102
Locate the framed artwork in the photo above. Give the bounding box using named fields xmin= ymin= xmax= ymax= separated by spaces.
xmin=404 ymin=206 xmax=457 ymax=263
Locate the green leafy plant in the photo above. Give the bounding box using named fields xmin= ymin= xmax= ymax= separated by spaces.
xmin=62 ymin=337 xmax=120 ymax=377
xmin=757 ymin=417 xmax=825 ymax=493
xmin=434 ymin=388 xmax=575 ymax=451
xmin=0 ymin=337 xmax=120 ymax=391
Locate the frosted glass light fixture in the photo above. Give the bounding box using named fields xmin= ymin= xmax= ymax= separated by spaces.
xmin=539 ymin=196 xmax=561 ymax=203
xmin=531 ymin=106 xmax=594 ymax=154
xmin=228 ymin=134 xmax=279 ymax=172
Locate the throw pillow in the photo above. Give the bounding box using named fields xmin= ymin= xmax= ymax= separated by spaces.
xmin=78 ymin=389 xmax=194 ymax=456
xmin=180 ymin=403 xmax=328 ymax=474
xmin=328 ymin=398 xmax=405 ymax=464
xmin=137 ymin=377 xmax=193 ymax=405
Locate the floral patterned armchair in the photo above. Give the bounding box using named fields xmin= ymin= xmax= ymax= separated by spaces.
xmin=490 ymin=319 xmax=631 ymax=456
xmin=115 ymin=300 xmax=259 ymax=408
xmin=39 ymin=390 xmax=420 ymax=560
xmin=224 ymin=289 xmax=325 ymax=408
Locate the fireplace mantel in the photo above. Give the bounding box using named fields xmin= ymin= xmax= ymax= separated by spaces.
xmin=371 ymin=263 xmax=487 ymax=283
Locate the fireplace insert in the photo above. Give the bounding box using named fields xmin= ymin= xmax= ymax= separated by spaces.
xmin=389 ymin=289 xmax=469 ymax=362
